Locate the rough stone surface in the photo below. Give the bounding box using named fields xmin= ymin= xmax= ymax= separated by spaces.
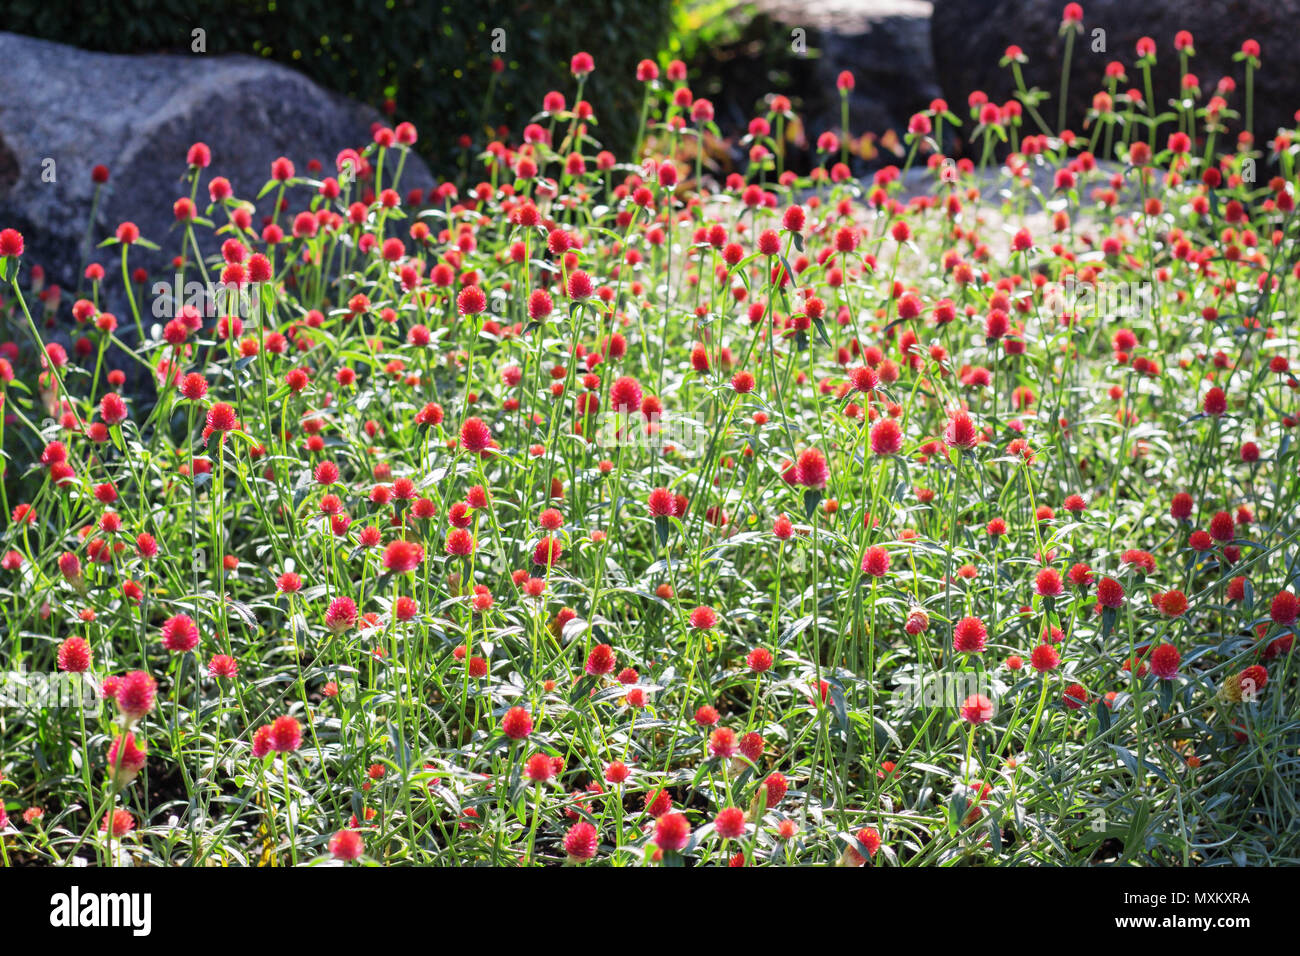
xmin=0 ymin=31 xmax=434 ymax=310
xmin=690 ymin=1 xmax=940 ymax=172
xmin=930 ymin=0 xmax=1299 ymax=151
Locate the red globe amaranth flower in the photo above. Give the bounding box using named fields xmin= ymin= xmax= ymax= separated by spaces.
xmin=563 ymin=821 xmax=598 ymax=861
xmin=208 ymin=654 xmax=238 ymax=679
xmin=267 ymin=715 xmax=303 ymax=752
xmin=1063 ymin=683 xmax=1088 ymax=709
xmin=460 ymin=417 xmax=492 ymax=453
xmin=206 ymin=402 xmax=238 ymax=432
xmin=647 ymin=487 xmax=674 ymax=517
xmin=960 ymin=693 xmax=994 ymax=724
xmin=1270 ymin=590 xmax=1298 ymax=627
xmin=714 ymin=807 xmax=746 ymax=839
xmin=842 ymin=827 xmax=882 ymax=865
xmin=115 ymin=671 xmax=157 ymax=721
xmin=870 ymin=418 xmax=903 ymax=455
xmin=1096 ymin=577 xmax=1124 ymax=609
xmin=585 ymin=643 xmax=616 ymax=676
xmin=457 ymin=285 xmax=487 ymax=315
xmin=795 ymin=448 xmax=829 ymax=489
xmin=746 ymin=647 xmax=773 ymax=672
xmin=653 ymin=811 xmax=691 ymax=853
xmin=708 ymin=727 xmax=737 ymax=758
xmin=383 ymin=539 xmax=424 ymax=573
xmin=1034 ymin=568 xmax=1064 ymax=597
xmin=944 ymin=410 xmax=979 ymax=449
xmin=760 ymin=772 xmax=788 ymax=807
xmin=952 ymin=616 xmax=987 ymax=653
xmin=861 ymin=546 xmax=890 ymax=578
xmin=57 ymin=637 xmax=92 ymax=673
xmin=688 ymin=605 xmax=717 ymax=629
xmin=106 ymin=732 xmax=147 ymax=785
xmin=524 ymin=752 xmax=554 ymax=782
xmin=0 ymin=228 xmax=25 ymax=257
xmin=325 ymin=596 xmax=358 ymax=632
xmin=501 ymin=705 xmax=533 ymax=740
xmin=161 ymin=613 xmax=200 ymax=654
xmin=1150 ymin=643 xmax=1181 ymax=680
xmin=329 ymin=828 xmax=365 ymax=861
xmin=1238 ymin=665 xmax=1267 ymax=699
xmin=101 ymin=809 xmax=135 ymax=838
xmin=1030 ymin=643 xmax=1061 ymax=672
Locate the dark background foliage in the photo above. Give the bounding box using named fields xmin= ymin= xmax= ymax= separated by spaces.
xmin=6 ymin=0 xmax=674 ymax=174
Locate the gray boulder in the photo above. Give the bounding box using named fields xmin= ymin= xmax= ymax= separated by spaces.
xmin=0 ymin=31 xmax=434 ymax=315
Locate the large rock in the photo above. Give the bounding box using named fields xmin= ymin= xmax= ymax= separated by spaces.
xmin=0 ymin=31 xmax=434 ymax=313
xmin=930 ymin=0 xmax=1300 ymax=153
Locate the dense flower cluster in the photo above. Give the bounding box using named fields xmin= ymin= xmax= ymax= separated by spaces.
xmin=0 ymin=11 xmax=1296 ymax=867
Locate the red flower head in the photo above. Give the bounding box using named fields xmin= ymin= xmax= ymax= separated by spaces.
xmin=115 ymin=670 xmax=157 ymax=721
xmin=843 ymin=828 xmax=882 ymax=865
xmin=206 ymin=402 xmax=238 ymax=432
xmin=161 ymin=613 xmax=200 ymax=653
xmin=647 ymin=487 xmax=675 ymax=517
xmin=952 ymin=616 xmax=987 ymax=653
xmin=870 ymin=418 xmax=903 ymax=455
xmin=1150 ymin=643 xmax=1181 ymax=680
xmin=107 ymin=731 xmax=148 ymax=787
xmin=457 ymin=285 xmax=487 ymax=315
xmin=57 ymin=637 xmax=92 ymax=673
xmin=714 ymin=807 xmax=746 ymax=839
xmin=502 ymin=705 xmax=533 ymax=740
xmin=1096 ymin=576 xmax=1124 ymax=609
xmin=861 ymin=546 xmax=890 ymax=578
xmin=1030 ymin=643 xmax=1060 ymax=672
xmin=795 ymin=448 xmax=829 ymax=489
xmin=944 ymin=410 xmax=979 ymax=449
xmin=268 ymin=715 xmax=302 ymax=752
xmin=532 ymin=536 xmax=563 ymax=567
xmin=610 ymin=376 xmax=643 ymax=413
xmin=99 ymin=393 xmax=128 ymax=425
xmin=564 ymin=821 xmax=598 ymax=861
xmin=524 ymin=752 xmax=554 ymax=782
xmin=101 ymin=809 xmax=135 ymax=838
xmin=653 ymin=812 xmax=692 ymax=853
xmin=1063 ymin=683 xmax=1088 ymax=709
xmin=329 ymin=829 xmax=365 ymax=861
xmin=383 ymin=540 xmax=424 ymax=573
xmin=208 ymin=654 xmax=238 ymax=678
xmin=747 ymin=647 xmax=773 ymax=672
xmin=0 ymin=228 xmax=26 ymax=257
xmin=460 ymin=417 xmax=492 ymax=453
xmin=585 ymin=643 xmax=616 ymax=676
xmin=708 ymin=727 xmax=737 ymax=758
xmin=1032 ymin=566 xmax=1063 ymax=596
xmin=689 ymin=605 xmax=718 ymax=630
xmin=961 ymin=693 xmax=994 ymax=724
xmin=325 ymin=596 xmax=358 ymax=632
xmin=1271 ymin=590 xmax=1298 ymax=627
xmin=1238 ymin=665 xmax=1267 ymax=698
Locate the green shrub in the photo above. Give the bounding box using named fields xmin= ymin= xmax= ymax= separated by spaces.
xmin=5 ymin=0 xmax=673 ymax=174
